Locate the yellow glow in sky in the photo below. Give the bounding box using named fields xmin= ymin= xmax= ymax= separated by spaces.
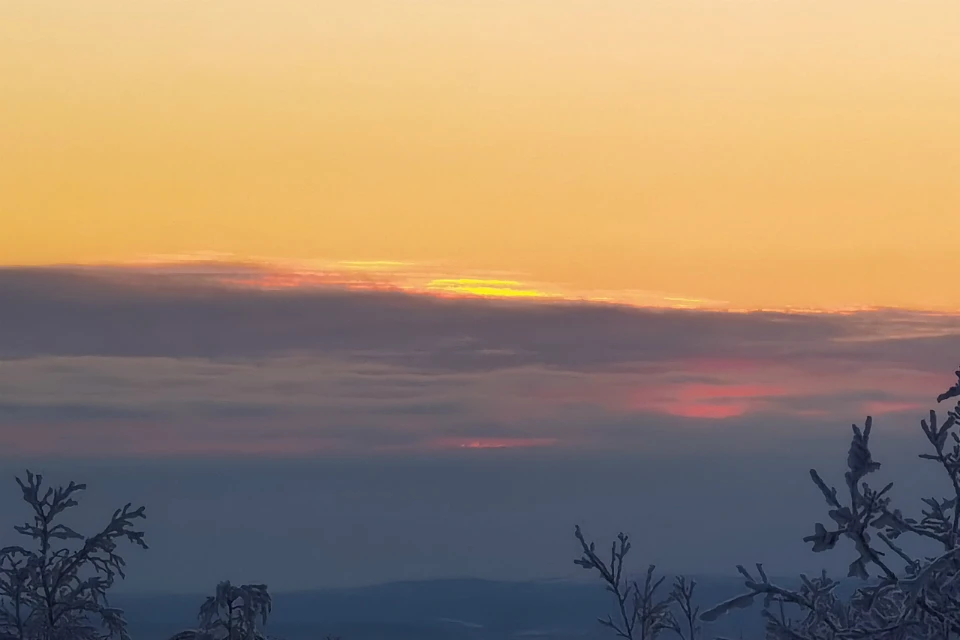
xmin=2 ymin=1 xmax=959 ymax=310
xmin=426 ymin=279 xmax=553 ymax=299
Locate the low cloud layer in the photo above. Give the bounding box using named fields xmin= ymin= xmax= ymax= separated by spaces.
xmin=1 ymin=264 xmax=958 ymax=457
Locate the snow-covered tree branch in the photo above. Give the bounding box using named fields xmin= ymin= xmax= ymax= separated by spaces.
xmin=700 ymin=367 xmax=960 ymax=639
xmin=0 ymin=471 xmax=147 ymax=640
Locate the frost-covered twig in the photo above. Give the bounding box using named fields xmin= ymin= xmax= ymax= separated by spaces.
xmin=573 ymin=527 xmax=698 ymax=639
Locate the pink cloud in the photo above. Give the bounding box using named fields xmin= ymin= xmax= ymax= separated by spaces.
xmin=663 ymin=403 xmax=751 ymax=419
xmin=427 ymin=437 xmax=558 ymax=450
xmin=628 ymin=382 xmax=789 ymax=420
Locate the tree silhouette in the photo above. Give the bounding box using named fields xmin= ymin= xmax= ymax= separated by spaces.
xmin=700 ymin=367 xmax=960 ymax=639
xmin=0 ymin=471 xmax=147 ymax=640
xmin=170 ymin=582 xmax=273 ymax=640
xmin=573 ymin=527 xmax=700 ymax=640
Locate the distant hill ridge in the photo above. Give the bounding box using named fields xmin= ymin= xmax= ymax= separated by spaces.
xmin=114 ymin=576 xmax=775 ymax=640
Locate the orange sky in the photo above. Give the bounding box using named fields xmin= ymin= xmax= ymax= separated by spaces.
xmin=3 ymin=1 xmax=959 ymax=310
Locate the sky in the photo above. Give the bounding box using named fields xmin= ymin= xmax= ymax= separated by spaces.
xmin=3 ymin=1 xmax=960 ymax=309
xmin=1 ymin=0 xmax=960 ymax=592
